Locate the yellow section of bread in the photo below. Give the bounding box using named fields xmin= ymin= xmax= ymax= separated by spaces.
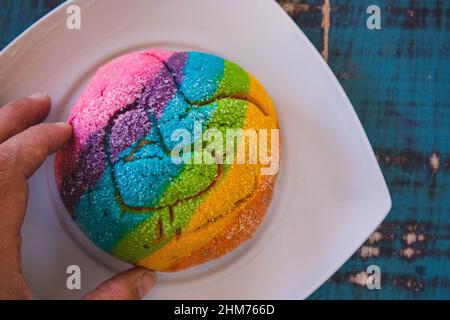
xmin=137 ymin=79 xmax=278 ymax=271
xmin=248 ymin=74 xmax=278 ymax=120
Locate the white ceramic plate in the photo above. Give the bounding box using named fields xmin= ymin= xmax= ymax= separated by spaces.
xmin=0 ymin=0 xmax=391 ymax=299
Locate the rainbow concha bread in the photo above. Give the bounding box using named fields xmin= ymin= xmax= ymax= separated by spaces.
xmin=55 ymin=49 xmax=279 ymax=272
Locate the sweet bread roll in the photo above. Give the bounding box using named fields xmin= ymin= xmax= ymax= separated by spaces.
xmin=55 ymin=49 xmax=280 ymax=271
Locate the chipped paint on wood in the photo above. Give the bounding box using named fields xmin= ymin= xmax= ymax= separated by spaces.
xmin=321 ymin=0 xmax=331 ymax=61
xmin=279 ymin=0 xmax=310 ymax=19
xmin=429 ymin=152 xmax=440 ymax=173
xmin=359 ymin=246 xmax=380 ymax=258
xmin=368 ymin=231 xmax=383 ymax=244
xmin=348 ymin=271 xmax=370 ymax=286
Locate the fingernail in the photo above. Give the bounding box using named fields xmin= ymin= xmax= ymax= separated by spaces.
xmin=138 ymin=270 xmax=156 ymax=298
xmin=28 ymin=92 xmax=48 ymax=100
xmin=54 ymin=122 xmax=72 ymax=130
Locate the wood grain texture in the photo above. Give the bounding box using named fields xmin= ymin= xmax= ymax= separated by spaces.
xmin=1 ymin=0 xmax=448 ymax=299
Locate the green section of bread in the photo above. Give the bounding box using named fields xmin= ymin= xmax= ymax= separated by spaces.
xmin=112 ymin=98 xmax=249 ymax=263
xmin=157 ymin=163 xmax=217 ymax=207
xmin=216 ymin=60 xmax=250 ymax=98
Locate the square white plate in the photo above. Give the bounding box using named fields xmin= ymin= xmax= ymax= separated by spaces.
xmin=0 ymin=0 xmax=391 ymax=299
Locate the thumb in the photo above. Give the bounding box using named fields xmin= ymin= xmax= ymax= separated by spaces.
xmin=82 ymin=267 xmax=156 ymax=300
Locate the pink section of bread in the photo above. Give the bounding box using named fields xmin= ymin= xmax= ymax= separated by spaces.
xmin=70 ymin=50 xmax=171 ymax=145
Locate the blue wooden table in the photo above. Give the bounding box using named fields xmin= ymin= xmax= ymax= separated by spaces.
xmin=1 ymin=0 xmax=448 ymax=299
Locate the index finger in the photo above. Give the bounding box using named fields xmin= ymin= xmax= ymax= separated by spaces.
xmin=0 ymin=93 xmax=51 ymax=144
xmin=0 ymin=122 xmax=72 ymax=178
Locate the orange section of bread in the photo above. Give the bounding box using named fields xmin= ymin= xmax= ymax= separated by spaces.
xmin=164 ymin=175 xmax=276 ymax=271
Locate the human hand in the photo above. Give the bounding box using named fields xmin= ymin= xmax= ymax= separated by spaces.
xmin=0 ymin=94 xmax=156 ymax=299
